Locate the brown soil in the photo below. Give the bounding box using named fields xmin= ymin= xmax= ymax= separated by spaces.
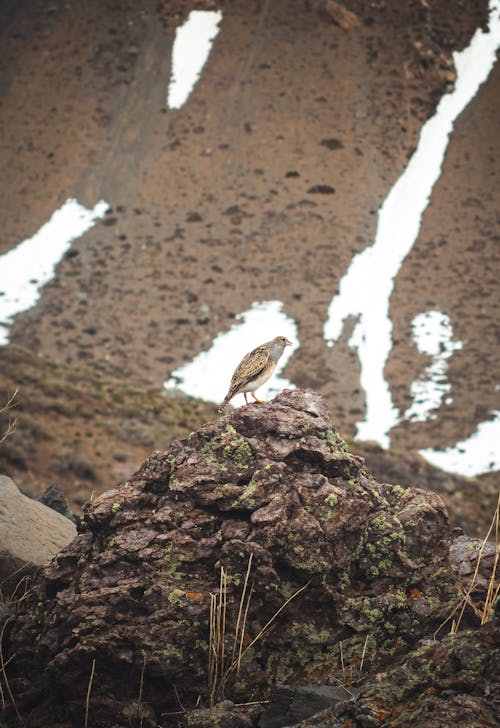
xmin=0 ymin=344 xmax=218 ymax=512
xmin=0 ymin=1 xmax=498 ymax=526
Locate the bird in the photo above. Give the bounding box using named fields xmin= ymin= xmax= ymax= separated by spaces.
xmin=218 ymin=335 xmax=292 ymax=412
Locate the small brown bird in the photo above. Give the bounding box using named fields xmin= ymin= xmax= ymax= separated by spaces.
xmin=219 ymin=335 xmax=292 ymax=412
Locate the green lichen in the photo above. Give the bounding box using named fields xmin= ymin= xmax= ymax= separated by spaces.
xmin=168 ymin=588 xmax=186 ymax=606
xmin=392 ymin=484 xmax=411 ymax=498
xmin=162 ymin=643 xmax=183 ymax=660
xmin=298 ymin=622 xmax=332 ymax=645
xmin=222 ymin=425 xmax=254 ymax=467
xmin=201 ymin=441 xmax=219 ymax=464
xmin=163 ymin=543 xmax=185 ymax=576
xmin=320 ymin=428 xmax=349 ymax=453
xmin=324 ymin=492 xmax=338 ymax=509
xmin=232 ymin=473 xmax=259 ymax=509
xmin=194 ymin=639 xmax=209 ymax=653
xmin=111 ymin=502 xmax=121 ymax=513
xmin=356 ymin=511 xmax=407 ymax=578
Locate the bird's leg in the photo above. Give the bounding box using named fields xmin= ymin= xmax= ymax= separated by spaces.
xmin=251 ymin=392 xmax=265 ymax=404
xmin=244 ymin=393 xmax=249 ymax=404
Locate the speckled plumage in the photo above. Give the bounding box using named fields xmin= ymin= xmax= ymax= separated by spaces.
xmin=219 ymin=335 xmax=292 ymax=412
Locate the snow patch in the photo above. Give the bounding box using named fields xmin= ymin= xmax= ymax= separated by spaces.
xmin=323 ymin=0 xmax=500 ymax=449
xmin=404 ymin=311 xmax=463 ymax=422
xmin=420 ymin=410 xmax=500 ymax=477
xmin=0 ymin=198 xmax=108 ymax=344
xmin=167 ymin=10 xmax=223 ymax=109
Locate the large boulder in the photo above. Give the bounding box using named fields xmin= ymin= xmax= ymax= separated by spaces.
xmin=0 ymin=475 xmax=76 ymax=586
xmin=5 ymin=390 xmax=473 ymax=726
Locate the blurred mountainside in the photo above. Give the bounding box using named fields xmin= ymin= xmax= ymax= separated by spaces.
xmin=0 ymin=0 xmax=498 ymax=528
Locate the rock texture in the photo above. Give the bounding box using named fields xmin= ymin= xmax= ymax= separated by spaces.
xmin=4 ymin=390 xmax=484 ymax=727
xmin=0 ymin=475 xmax=76 ymax=586
xmin=300 ymin=618 xmax=499 ymax=727
xmin=259 ymin=684 xmax=362 ymax=727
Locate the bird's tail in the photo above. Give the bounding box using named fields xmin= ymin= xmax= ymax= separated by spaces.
xmin=217 ymin=396 xmax=230 ymax=415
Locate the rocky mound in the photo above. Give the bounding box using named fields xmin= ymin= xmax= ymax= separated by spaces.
xmin=4 ymin=389 xmax=494 ymax=727
xmin=1 ymin=344 xmax=495 ymax=537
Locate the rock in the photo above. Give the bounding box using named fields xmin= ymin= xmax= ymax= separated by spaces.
xmin=449 ymin=533 xmax=498 ymax=593
xmin=36 ymin=483 xmax=76 ymax=523
xmin=0 ymin=475 xmax=77 ymax=586
xmin=259 ymin=684 xmax=362 ymax=727
xmin=186 ymin=700 xmax=254 ymax=727
xmin=316 ymin=1 xmax=359 ymax=31
xmin=3 ymin=391 xmax=476 ymax=726
xmin=299 ymin=618 xmax=500 ymax=726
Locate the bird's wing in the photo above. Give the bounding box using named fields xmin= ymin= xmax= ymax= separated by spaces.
xmin=230 ymin=344 xmax=270 ymax=391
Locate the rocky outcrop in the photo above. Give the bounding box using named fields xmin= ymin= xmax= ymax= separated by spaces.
xmin=357 ymin=442 xmax=499 ymax=538
xmin=0 ymin=475 xmax=77 ymax=587
xmin=3 ymin=390 xmax=491 ymax=726
xmin=299 ymin=617 xmax=499 ymax=727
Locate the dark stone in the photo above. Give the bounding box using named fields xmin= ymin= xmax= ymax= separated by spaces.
xmin=36 ymin=484 xmax=76 ymax=523
xmin=307 ymin=185 xmax=335 ymax=194
xmin=320 ymin=138 xmax=344 ymax=150
xmin=259 ymin=684 xmax=361 ymax=727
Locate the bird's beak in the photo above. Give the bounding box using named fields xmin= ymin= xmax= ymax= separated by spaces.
xmin=285 ymin=339 xmax=293 ymax=346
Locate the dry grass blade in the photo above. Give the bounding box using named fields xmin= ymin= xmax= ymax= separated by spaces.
xmin=226 ymin=580 xmax=311 ymax=676
xmin=236 ymin=583 xmax=253 ymax=676
xmin=359 ymin=633 xmax=369 ymax=675
xmin=0 ymin=387 xmax=19 ymax=446
xmin=339 ymin=641 xmax=346 ymax=683
xmin=231 ymin=553 xmax=253 ymax=668
xmin=208 ymin=593 xmax=216 ymax=698
xmin=219 ymin=567 xmax=227 ymax=680
xmin=481 ymin=493 xmax=500 ymax=624
xmin=3 ymin=575 xmax=32 ymax=615
xmin=137 ymin=653 xmax=147 ymax=728
xmin=434 ymin=493 xmax=500 ymax=638
xmin=208 ymin=567 xmax=228 ymax=707
xmin=84 ymin=658 xmax=96 ymax=728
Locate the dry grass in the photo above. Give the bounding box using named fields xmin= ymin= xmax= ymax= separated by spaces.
xmin=84 ymin=658 xmax=96 ymax=728
xmin=0 ymin=570 xmax=34 ymax=724
xmin=435 ymin=493 xmax=500 ymax=638
xmin=208 ymin=556 xmax=309 ymax=708
xmin=0 ymin=387 xmax=19 ymax=447
xmin=337 ymin=634 xmax=372 ymax=686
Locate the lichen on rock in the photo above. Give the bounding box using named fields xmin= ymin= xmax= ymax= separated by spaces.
xmin=4 ymin=389 xmax=474 ymax=727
